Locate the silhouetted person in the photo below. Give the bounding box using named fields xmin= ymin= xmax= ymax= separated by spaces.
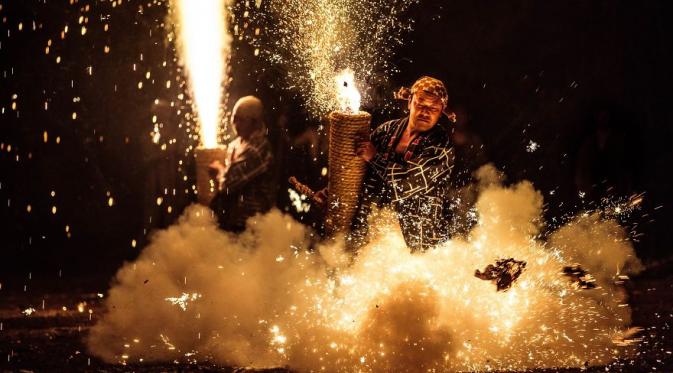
xmin=209 ymin=96 xmax=275 ymax=232
xmin=273 ymin=104 xmax=328 ymax=229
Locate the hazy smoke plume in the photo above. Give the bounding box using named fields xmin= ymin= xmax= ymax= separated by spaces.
xmin=88 ymin=164 xmax=642 ymax=371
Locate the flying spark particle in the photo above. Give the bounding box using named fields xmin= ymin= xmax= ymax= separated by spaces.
xmin=22 ymin=307 xmax=36 ymax=316
xmin=526 ymin=140 xmax=539 ymax=153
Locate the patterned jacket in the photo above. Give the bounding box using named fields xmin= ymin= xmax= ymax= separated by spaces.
xmin=352 ymin=117 xmax=454 ymax=251
xmin=210 ymin=130 xmax=275 ymax=232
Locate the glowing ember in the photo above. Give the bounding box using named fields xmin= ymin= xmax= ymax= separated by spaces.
xmin=288 ymin=188 xmax=311 ymax=213
xmin=165 ymin=292 xmax=201 ymax=311
xmin=22 ymin=307 xmax=37 ymax=316
xmin=170 ymin=0 xmax=230 ymax=148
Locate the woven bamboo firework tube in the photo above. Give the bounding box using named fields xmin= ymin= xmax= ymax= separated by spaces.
xmin=195 ymin=146 xmax=227 ymax=206
xmin=326 ymin=111 xmax=371 ymax=235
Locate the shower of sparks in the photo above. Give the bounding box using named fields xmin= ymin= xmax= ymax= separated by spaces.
xmin=601 ymin=192 xmax=646 ymax=220
xmin=169 ymin=0 xmax=230 ymax=148
xmin=247 ymin=0 xmax=418 ymax=116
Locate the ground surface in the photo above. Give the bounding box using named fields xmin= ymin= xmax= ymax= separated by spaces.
xmin=1 ymin=265 xmax=672 ymax=372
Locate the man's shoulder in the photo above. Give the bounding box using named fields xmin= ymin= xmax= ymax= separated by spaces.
xmin=229 ymin=136 xmax=242 ymax=146
xmin=383 ymin=117 xmax=408 ymax=127
xmin=251 ymin=131 xmax=271 ymax=144
xmin=375 ymin=117 xmax=407 ymax=132
xmin=234 ymin=133 xmax=271 ymax=155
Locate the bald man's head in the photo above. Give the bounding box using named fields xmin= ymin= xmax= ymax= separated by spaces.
xmin=232 ymin=96 xmax=265 ymax=140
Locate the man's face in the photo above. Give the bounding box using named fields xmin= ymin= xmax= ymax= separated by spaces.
xmin=408 ymin=91 xmax=444 ymax=132
xmin=232 ymin=112 xmax=256 ymax=140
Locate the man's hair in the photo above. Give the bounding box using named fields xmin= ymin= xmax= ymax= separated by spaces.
xmin=232 ymin=95 xmax=265 ymax=129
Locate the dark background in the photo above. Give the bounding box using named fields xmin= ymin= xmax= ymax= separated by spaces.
xmin=1 ymin=0 xmax=672 ymax=293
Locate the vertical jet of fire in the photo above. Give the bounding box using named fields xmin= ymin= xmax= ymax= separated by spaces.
xmin=171 ymin=0 xmax=228 ymax=148
xmin=170 ymin=0 xmax=231 ymax=204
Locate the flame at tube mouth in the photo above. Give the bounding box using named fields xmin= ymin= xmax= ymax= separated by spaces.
xmin=335 ymin=69 xmax=361 ymax=113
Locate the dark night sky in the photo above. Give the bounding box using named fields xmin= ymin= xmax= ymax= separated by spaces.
xmin=1 ymin=0 xmax=672 ymax=291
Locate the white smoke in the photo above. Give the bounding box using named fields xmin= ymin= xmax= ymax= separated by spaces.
xmin=88 ymin=165 xmax=642 ymax=371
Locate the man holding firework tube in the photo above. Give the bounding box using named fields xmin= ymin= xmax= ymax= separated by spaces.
xmin=352 ymin=76 xmax=456 ymax=251
xmin=209 ymin=96 xmax=275 ymax=232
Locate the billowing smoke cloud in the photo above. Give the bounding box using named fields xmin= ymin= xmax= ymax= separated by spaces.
xmin=88 ymin=164 xmax=642 ymax=371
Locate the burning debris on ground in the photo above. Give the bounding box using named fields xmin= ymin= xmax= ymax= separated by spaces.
xmin=562 ymin=264 xmax=597 ymax=290
xmin=474 ymin=258 xmax=527 ymax=292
